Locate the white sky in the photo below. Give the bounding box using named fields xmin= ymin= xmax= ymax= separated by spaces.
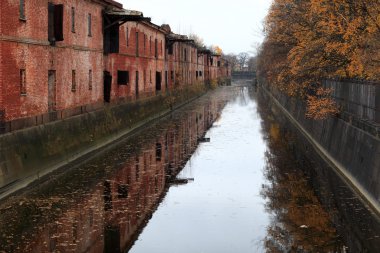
xmin=119 ymin=0 xmax=272 ymax=55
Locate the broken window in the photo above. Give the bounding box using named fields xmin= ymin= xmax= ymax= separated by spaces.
xmin=88 ymin=70 xmax=92 ymax=90
xmin=71 ymin=7 xmax=75 ymax=33
xmin=48 ymin=3 xmax=64 ymax=45
xmin=71 ymin=70 xmax=76 ymax=91
xmin=117 ymin=71 xmax=129 ymax=85
xmin=19 ymin=0 xmax=26 ymax=20
xmin=20 ymin=69 xmax=26 ymax=95
xmin=88 ymin=13 xmax=92 ymax=37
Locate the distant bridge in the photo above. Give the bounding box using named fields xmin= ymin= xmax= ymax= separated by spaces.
xmin=232 ymin=71 xmax=256 ymax=80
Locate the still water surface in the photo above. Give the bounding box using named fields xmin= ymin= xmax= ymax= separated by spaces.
xmin=0 ymin=82 xmax=379 ymax=252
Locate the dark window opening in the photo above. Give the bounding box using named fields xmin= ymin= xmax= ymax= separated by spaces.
xmin=184 ymin=49 xmax=187 ymax=61
xmin=156 ymin=72 xmax=161 ymax=91
xmin=210 ymin=57 xmax=214 ymax=65
xmin=103 ymin=71 xmax=112 ymax=103
xmin=104 ymin=24 xmax=119 ymax=54
xmin=144 ymin=34 xmax=146 ymax=52
xmin=103 ymin=181 xmax=112 ymax=211
xmin=126 ymin=27 xmax=129 ymax=47
xmin=156 ymin=143 xmax=162 ymax=161
xmin=196 ymin=71 xmax=198 ymax=80
xmin=199 ymin=71 xmax=203 ymax=77
xmin=88 ymin=13 xmax=92 ymax=37
xmin=135 ymin=71 xmax=139 ymax=97
xmin=20 ymin=0 xmax=26 ymax=20
xmin=118 ymin=184 xmax=128 ymax=199
xmin=150 ymin=37 xmax=152 ymax=55
xmin=88 ymin=70 xmax=92 ymax=90
xmin=217 ymin=61 xmax=221 ymax=67
xmin=48 ymin=3 xmax=64 ymax=45
xmin=71 ymin=7 xmax=75 ymax=33
xmin=71 ymin=70 xmax=76 ymax=91
xmin=20 ymin=69 xmax=26 ymax=95
xmin=171 ymin=71 xmax=174 ymax=81
xmin=155 ymin=39 xmax=158 ymax=58
xmin=168 ymin=44 xmax=173 ymax=55
xmin=117 ymin=71 xmax=129 ymax=85
xmin=165 ymin=71 xmax=168 ymax=88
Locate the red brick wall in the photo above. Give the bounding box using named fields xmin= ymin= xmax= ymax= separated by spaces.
xmin=104 ymin=21 xmax=167 ymax=102
xmin=0 ymin=0 xmax=105 ymax=121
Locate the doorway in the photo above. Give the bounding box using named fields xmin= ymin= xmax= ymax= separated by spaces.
xmin=156 ymin=71 xmax=162 ymax=91
xmin=135 ymin=71 xmax=139 ymax=98
xmin=104 ymin=71 xmax=112 ymax=103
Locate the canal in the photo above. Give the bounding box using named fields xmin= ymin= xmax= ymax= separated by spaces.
xmin=0 ymin=81 xmax=379 ymax=252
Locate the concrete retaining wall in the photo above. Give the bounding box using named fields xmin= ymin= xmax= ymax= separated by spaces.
xmin=0 ymin=84 xmax=207 ymax=197
xmin=263 ymin=82 xmax=380 ymax=212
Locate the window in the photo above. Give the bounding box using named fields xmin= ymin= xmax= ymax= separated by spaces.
xmin=136 ymin=32 xmax=139 ymax=56
xmin=171 ymin=71 xmax=174 ymax=81
xmin=88 ymin=70 xmax=92 ymax=90
xmin=118 ymin=184 xmax=128 ymax=199
xmin=117 ymin=71 xmax=129 ymax=85
xmin=155 ymin=39 xmax=158 ymax=58
xmin=88 ymin=13 xmax=92 ymax=37
xmin=196 ymin=71 xmax=198 ymax=80
xmin=150 ymin=37 xmax=152 ymax=55
xmin=217 ymin=61 xmax=221 ymax=67
xmin=71 ymin=7 xmax=75 ymax=33
xmin=19 ymin=0 xmax=26 ymax=20
xmin=199 ymin=71 xmax=203 ymax=77
xmin=71 ymin=70 xmax=76 ymax=91
xmin=156 ymin=143 xmax=162 ymax=161
xmin=184 ymin=49 xmax=187 ymax=62
xmin=48 ymin=3 xmax=64 ymax=45
xmin=144 ymin=34 xmax=146 ymax=52
xmin=126 ymin=27 xmax=129 ymax=47
xmin=20 ymin=69 xmax=26 ymax=95
xmin=168 ymin=44 xmax=173 ymax=55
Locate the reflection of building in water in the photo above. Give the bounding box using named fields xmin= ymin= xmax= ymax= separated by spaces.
xmin=3 ymin=98 xmax=222 ymax=253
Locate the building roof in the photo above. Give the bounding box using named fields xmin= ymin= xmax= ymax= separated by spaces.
xmin=99 ymin=0 xmax=123 ymax=9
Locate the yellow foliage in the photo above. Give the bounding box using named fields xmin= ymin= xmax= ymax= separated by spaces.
xmin=258 ymin=0 xmax=380 ymax=119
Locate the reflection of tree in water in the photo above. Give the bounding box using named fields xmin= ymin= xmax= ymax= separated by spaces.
xmin=258 ymin=98 xmax=344 ymax=252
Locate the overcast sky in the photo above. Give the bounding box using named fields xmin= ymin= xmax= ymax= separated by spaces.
xmin=119 ymin=0 xmax=272 ymax=55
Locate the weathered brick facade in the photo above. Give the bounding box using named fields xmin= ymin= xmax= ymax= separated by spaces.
xmin=0 ymin=0 xmax=231 ymax=132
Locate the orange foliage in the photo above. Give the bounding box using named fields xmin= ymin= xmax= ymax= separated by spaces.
xmin=258 ymin=0 xmax=380 ymax=119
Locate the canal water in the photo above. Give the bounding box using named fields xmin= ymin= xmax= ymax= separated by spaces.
xmin=0 ymin=81 xmax=379 ymax=252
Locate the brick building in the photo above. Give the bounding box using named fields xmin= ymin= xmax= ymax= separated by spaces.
xmin=0 ymin=0 xmax=231 ymax=133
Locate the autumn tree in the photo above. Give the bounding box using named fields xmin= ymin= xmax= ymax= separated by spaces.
xmin=257 ymin=0 xmax=380 ymax=119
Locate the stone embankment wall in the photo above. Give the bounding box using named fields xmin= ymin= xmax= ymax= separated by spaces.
xmin=262 ymin=80 xmax=380 ymax=212
xmin=0 ymin=85 xmax=207 ymax=198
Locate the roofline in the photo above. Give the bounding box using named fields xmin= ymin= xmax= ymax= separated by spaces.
xmin=92 ymin=0 xmax=123 ymax=9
